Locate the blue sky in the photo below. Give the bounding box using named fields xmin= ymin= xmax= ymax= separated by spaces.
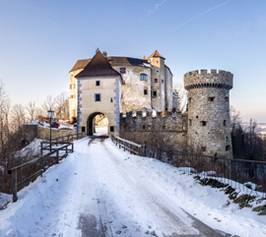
xmin=0 ymin=0 xmax=265 ymax=122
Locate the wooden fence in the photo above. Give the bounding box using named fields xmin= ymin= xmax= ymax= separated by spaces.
xmin=6 ymin=132 xmax=85 ymax=202
xmin=111 ymin=135 xmax=145 ymax=155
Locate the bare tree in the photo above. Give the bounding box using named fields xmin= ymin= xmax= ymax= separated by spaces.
xmin=54 ymin=92 xmax=68 ymax=120
xmin=0 ymin=83 xmax=10 ymax=160
xmin=174 ymin=84 xmax=187 ymax=113
xmin=230 ymin=106 xmax=241 ymax=130
xmin=42 ymin=95 xmax=55 ymax=115
xmin=10 ymin=104 xmax=26 ymax=132
xmin=26 ymin=102 xmax=37 ymax=123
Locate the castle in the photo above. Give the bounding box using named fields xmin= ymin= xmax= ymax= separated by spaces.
xmin=69 ymin=50 xmax=233 ymax=159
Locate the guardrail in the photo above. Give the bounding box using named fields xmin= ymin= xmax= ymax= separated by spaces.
xmin=111 ymin=135 xmax=145 ymax=155
xmin=6 ymin=132 xmax=85 ymax=202
xmin=112 ymin=135 xmax=266 ymax=198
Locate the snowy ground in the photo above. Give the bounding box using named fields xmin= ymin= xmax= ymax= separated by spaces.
xmin=0 ymin=137 xmax=266 ymax=237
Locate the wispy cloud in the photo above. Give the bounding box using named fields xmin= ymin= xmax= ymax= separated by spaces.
xmin=176 ymin=0 xmax=231 ymax=30
xmin=148 ymin=0 xmax=168 ymax=16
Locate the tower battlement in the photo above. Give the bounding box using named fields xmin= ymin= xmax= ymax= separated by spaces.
xmin=184 ymin=69 xmax=233 ymax=90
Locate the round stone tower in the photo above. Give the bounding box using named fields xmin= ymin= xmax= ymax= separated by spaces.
xmin=184 ymin=69 xmax=233 ymax=158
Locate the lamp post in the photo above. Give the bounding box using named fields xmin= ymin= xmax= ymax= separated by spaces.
xmin=47 ymin=109 xmax=55 ymax=151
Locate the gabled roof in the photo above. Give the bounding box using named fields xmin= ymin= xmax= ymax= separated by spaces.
xmin=70 ymin=56 xmax=149 ymax=72
xmin=75 ymin=51 xmax=121 ymax=78
xmin=149 ymin=50 xmax=165 ymax=60
xmin=69 ymin=59 xmax=91 ymax=72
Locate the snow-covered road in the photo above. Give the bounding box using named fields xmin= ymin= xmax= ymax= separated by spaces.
xmin=0 ymin=137 xmax=266 ymax=237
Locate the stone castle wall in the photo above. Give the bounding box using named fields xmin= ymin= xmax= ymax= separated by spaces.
xmin=119 ymin=111 xmax=187 ymax=152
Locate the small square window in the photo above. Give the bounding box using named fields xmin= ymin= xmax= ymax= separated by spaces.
xmin=226 ymin=145 xmax=231 ymax=151
xmin=96 ymin=80 xmax=100 ymax=86
xmin=161 ymin=79 xmax=164 ymax=83
xmin=110 ymin=126 xmax=114 ymax=132
xmin=144 ymin=89 xmax=148 ymax=95
xmin=154 ymin=78 xmax=158 ymax=83
xmin=208 ymin=96 xmax=215 ymax=102
xmin=201 ymin=146 xmax=206 ymax=152
xmin=95 ymin=93 xmax=101 ymax=102
xmin=201 ymin=121 xmax=207 ymax=126
xmin=140 ymin=73 xmax=148 ymax=81
xmin=81 ymin=126 xmax=85 ymax=132
xmin=152 ymin=91 xmax=157 ymax=97
xmin=225 ymin=96 xmax=229 ymax=101
xmin=120 ymin=67 xmax=126 ymax=74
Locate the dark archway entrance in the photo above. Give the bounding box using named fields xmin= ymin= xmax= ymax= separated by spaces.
xmin=87 ymin=112 xmax=109 ymax=136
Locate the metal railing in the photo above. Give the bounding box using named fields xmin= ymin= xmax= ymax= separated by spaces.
xmin=111 ymin=135 xmax=145 ymax=155
xmin=112 ymin=136 xmax=266 ymax=198
xmin=5 ymin=132 xmax=86 ymax=202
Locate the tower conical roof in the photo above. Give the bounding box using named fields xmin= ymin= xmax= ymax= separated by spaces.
xmin=149 ymin=50 xmax=165 ymax=59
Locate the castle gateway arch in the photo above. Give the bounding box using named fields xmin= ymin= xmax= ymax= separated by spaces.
xmin=87 ymin=112 xmax=110 ymax=136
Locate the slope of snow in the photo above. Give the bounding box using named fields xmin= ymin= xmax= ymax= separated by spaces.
xmin=15 ymin=138 xmax=43 ymax=158
xmin=0 ymin=138 xmax=265 ymax=237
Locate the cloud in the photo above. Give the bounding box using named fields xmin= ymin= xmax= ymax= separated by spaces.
xmin=148 ymin=0 xmax=168 ymax=16
xmin=176 ymin=0 xmax=231 ymax=30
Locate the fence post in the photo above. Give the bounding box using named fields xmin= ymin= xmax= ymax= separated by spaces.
xmin=11 ymin=169 xmax=18 ymax=202
xmin=56 ymin=150 xmax=59 ymax=164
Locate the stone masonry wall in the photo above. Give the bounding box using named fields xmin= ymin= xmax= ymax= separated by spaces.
xmin=119 ymin=111 xmax=187 ymax=152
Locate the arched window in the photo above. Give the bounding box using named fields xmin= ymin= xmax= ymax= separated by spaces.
xmin=140 ymin=73 xmax=148 ymax=81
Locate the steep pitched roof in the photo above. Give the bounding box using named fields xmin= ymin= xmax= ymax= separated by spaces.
xmin=69 ymin=59 xmax=91 ymax=72
xmin=70 ymin=56 xmax=149 ymax=72
xmin=75 ymin=51 xmax=121 ymax=78
xmin=149 ymin=50 xmax=165 ymax=60
xmin=108 ymin=57 xmax=149 ymax=67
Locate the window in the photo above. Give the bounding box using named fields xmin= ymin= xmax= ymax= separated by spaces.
xmin=96 ymin=80 xmax=100 ymax=86
xmin=188 ymin=97 xmax=192 ymax=103
xmin=208 ymin=96 xmax=215 ymax=102
xmin=189 ymin=119 xmax=192 ymax=126
xmin=161 ymin=79 xmax=164 ymax=83
xmin=142 ymin=125 xmax=146 ymax=129
xmin=144 ymin=89 xmax=148 ymax=95
xmin=225 ymin=96 xmax=229 ymax=101
xmin=201 ymin=121 xmax=207 ymax=126
xmin=152 ymin=91 xmax=157 ymax=97
xmin=154 ymin=78 xmax=158 ymax=83
xmin=95 ymin=93 xmax=101 ymax=102
xmin=120 ymin=67 xmax=126 ymax=74
xmin=110 ymin=126 xmax=114 ymax=132
xmin=81 ymin=126 xmax=85 ymax=132
xmin=201 ymin=146 xmax=206 ymax=152
xmin=110 ymin=97 xmax=113 ymax=103
xmin=140 ymin=73 xmax=148 ymax=81
xmin=226 ymin=145 xmax=231 ymax=151
xmin=223 ymin=120 xmax=227 ymax=126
